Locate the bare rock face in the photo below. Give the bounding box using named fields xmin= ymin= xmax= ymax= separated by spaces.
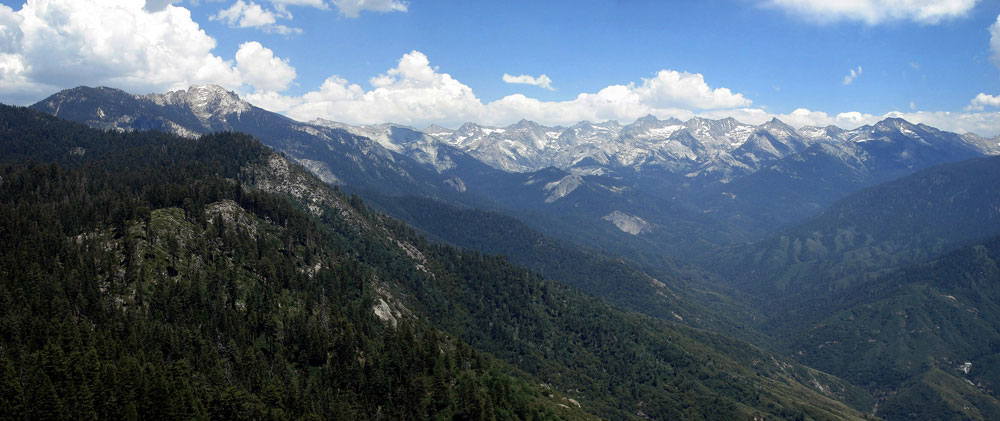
xmin=146 ymin=85 xmax=250 ymax=122
xmin=602 ymin=211 xmax=651 ymax=235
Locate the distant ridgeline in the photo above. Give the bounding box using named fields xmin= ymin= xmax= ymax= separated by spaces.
xmin=0 ymin=105 xmax=871 ymax=419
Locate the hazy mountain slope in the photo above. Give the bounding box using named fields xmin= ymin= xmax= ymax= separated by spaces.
xmin=367 ymin=194 xmax=765 ymax=343
xmin=722 ymin=155 xmax=1000 ymax=305
xmin=699 ymin=118 xmax=987 ymax=238
xmin=0 ymin=105 xmax=869 ymax=419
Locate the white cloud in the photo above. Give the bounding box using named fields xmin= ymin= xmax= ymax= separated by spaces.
xmin=503 ymin=73 xmax=554 ymax=91
xmin=842 ymin=66 xmax=862 ymax=85
xmin=967 ymin=92 xmax=1000 ymax=110
xmin=254 ymin=50 xmax=750 ymax=127
xmin=211 ymin=0 xmax=301 ymax=35
xmin=283 ymin=51 xmax=484 ymax=125
xmin=0 ymin=0 xmax=300 ymax=105
xmin=332 ymin=0 xmax=406 ymax=18
xmin=990 ymin=14 xmax=1000 ymax=67
xmin=0 ymin=0 xmax=244 ymax=103
xmin=635 ymin=70 xmax=751 ymax=109
xmin=763 ymin=0 xmax=979 ymax=25
xmin=236 ymin=41 xmax=296 ymax=91
xmin=243 ymin=50 xmax=1000 ymax=136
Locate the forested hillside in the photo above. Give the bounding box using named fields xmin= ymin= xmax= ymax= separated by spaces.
xmin=786 ymin=235 xmax=1000 ymax=419
xmin=0 ymin=106 xmax=582 ymax=419
xmin=0 ymin=106 xmax=867 ymax=419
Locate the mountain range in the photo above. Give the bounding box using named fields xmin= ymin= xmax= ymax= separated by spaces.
xmin=17 ymin=84 xmax=1000 ymax=419
xmin=31 ymin=85 xmax=998 ymax=260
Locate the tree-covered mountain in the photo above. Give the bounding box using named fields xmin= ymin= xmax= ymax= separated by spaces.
xmin=785 ymin=235 xmax=1000 ymax=419
xmin=366 ymin=193 xmax=765 ymax=344
xmin=0 ymin=105 xmax=581 ymax=420
xmin=24 ymin=84 xmax=1000 ymax=419
xmin=0 ymin=105 xmax=870 ymax=419
xmin=702 ymin=154 xmax=1000 ymax=418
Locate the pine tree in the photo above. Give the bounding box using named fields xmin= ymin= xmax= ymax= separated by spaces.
xmin=0 ymin=358 xmax=24 ymax=419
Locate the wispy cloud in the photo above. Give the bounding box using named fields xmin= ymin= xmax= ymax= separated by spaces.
xmin=502 ymin=73 xmax=555 ymax=91
xmin=762 ymin=0 xmax=979 ymax=25
xmin=842 ymin=66 xmax=863 ymax=85
xmin=990 ymin=14 xmax=1000 ymax=67
xmin=332 ymin=0 xmax=407 ymax=18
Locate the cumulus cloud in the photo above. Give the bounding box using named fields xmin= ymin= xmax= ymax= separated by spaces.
xmin=503 ymin=73 xmax=554 ymax=90
xmin=842 ymin=66 xmax=863 ymax=85
xmin=211 ymin=0 xmax=302 ymax=35
xmin=332 ymin=0 xmax=407 ymax=18
xmin=252 ymin=50 xmax=751 ymax=127
xmin=243 ymin=49 xmax=1000 ymax=136
xmin=283 ymin=51 xmax=483 ymax=125
xmin=762 ymin=0 xmax=979 ymax=25
xmin=967 ymin=92 xmax=1000 ymax=110
xmin=0 ymin=0 xmax=243 ymax=103
xmin=636 ymin=70 xmax=750 ymax=109
xmin=236 ymin=41 xmax=296 ymax=92
xmin=0 ymin=0 xmax=298 ymax=104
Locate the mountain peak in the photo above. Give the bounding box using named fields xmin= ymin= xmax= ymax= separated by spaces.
xmin=760 ymin=117 xmax=797 ymax=134
xmin=764 ymin=117 xmax=788 ymax=127
xmin=457 ymin=122 xmax=483 ymax=132
xmin=635 ymin=114 xmax=659 ymax=124
xmin=510 ymin=119 xmax=542 ymax=130
xmin=874 ymin=117 xmax=915 ymax=131
xmin=424 ymin=123 xmax=453 ymax=133
xmin=150 ymin=85 xmax=250 ymax=120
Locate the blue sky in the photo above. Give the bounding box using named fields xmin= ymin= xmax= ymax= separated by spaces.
xmin=1 ymin=0 xmax=1000 ymax=134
